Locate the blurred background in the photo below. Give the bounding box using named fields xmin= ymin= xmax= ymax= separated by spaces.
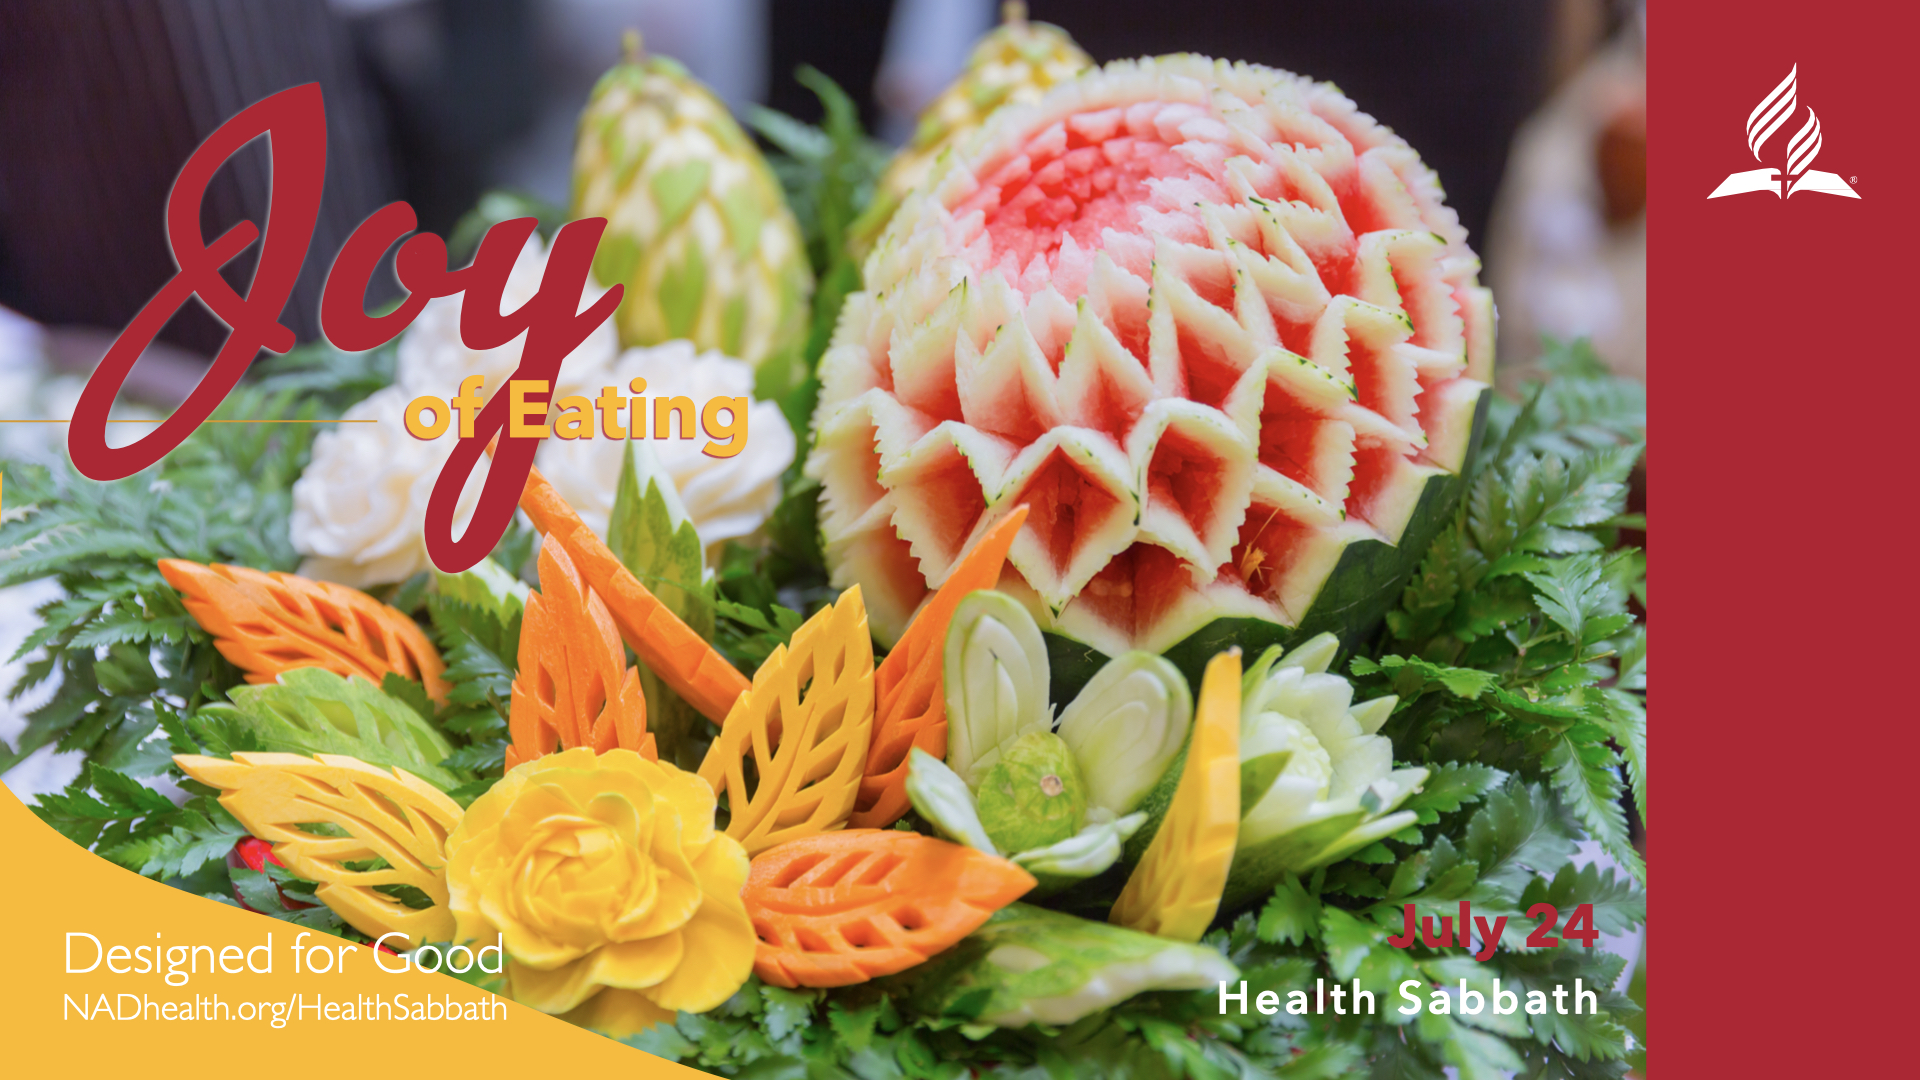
xmin=0 ymin=0 xmax=1643 ymax=381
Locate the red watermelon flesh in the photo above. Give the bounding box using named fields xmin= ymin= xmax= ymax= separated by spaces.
xmin=810 ymin=56 xmax=1493 ymax=656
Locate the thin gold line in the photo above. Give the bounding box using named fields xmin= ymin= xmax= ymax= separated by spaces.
xmin=0 ymin=419 xmax=380 ymax=424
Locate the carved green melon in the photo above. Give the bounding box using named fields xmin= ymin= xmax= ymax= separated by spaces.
xmin=573 ymin=34 xmax=812 ymax=370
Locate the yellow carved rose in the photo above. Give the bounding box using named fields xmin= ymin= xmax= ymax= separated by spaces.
xmin=445 ymin=747 xmax=754 ymax=1035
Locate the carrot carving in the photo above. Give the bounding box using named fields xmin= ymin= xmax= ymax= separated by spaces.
xmin=506 ymin=535 xmax=656 ymax=771
xmin=849 ymin=506 xmax=1030 ymax=828
xmin=517 ymin=465 xmax=748 ymax=725
xmin=159 ymin=559 xmax=447 ymax=703
xmin=745 ymin=829 xmax=1035 ymax=988
xmin=698 ymin=586 xmax=874 ymax=856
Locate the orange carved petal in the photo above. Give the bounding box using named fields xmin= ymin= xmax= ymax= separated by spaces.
xmin=745 ymin=829 xmax=1034 ymax=988
xmin=159 ymin=559 xmax=447 ymax=703
xmin=518 ymin=465 xmax=748 ymax=724
xmin=506 ymin=535 xmax=655 ymax=771
xmin=849 ymin=506 xmax=1029 ymax=827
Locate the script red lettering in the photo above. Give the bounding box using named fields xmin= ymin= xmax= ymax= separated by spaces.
xmin=422 ymin=217 xmax=620 ymax=571
xmin=75 ymin=82 xmax=622 ymax=573
xmin=70 ymin=83 xmax=326 ymax=481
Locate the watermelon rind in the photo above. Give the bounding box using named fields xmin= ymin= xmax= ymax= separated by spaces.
xmin=1045 ymin=381 xmax=1488 ymax=696
xmin=810 ymin=55 xmax=1499 ymax=661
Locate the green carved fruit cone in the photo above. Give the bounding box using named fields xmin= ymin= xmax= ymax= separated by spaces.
xmin=573 ymin=31 xmax=813 ymax=374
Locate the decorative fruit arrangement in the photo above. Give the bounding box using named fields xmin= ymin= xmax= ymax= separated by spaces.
xmin=2 ymin=12 xmax=1645 ymax=1079
xmin=811 ymin=54 xmax=1493 ymax=664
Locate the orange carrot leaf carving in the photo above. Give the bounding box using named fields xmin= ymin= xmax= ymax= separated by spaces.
xmin=159 ymin=559 xmax=447 ymax=703
xmin=518 ymin=465 xmax=749 ymax=725
xmin=850 ymin=506 xmax=1029 ymax=828
xmin=506 ymin=535 xmax=656 ymax=771
xmin=745 ymin=829 xmax=1035 ymax=988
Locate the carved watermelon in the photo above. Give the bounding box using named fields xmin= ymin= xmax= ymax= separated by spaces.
xmin=807 ymin=55 xmax=1492 ymax=667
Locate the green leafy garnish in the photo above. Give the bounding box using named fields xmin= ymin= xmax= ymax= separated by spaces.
xmin=607 ymin=442 xmax=716 ymax=768
xmin=193 ymin=668 xmax=463 ymax=790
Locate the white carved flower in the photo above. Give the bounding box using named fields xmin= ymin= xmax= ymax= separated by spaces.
xmin=289 ymin=386 xmax=486 ymax=588
xmin=292 ymin=235 xmax=796 ymax=585
xmin=533 ymin=341 xmax=796 ymax=548
xmin=1234 ymin=634 xmax=1429 ymax=873
xmin=291 ymin=233 xmax=625 ymax=588
xmin=394 ymin=232 xmax=618 ymax=404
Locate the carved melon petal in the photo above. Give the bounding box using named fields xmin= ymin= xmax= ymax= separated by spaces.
xmin=1127 ymin=399 xmax=1256 ymax=578
xmin=810 ymin=56 xmax=1492 ymax=654
xmin=1415 ymin=376 xmax=1490 ymax=475
xmin=992 ymin=430 xmax=1138 ymax=609
xmin=885 ymin=423 xmax=1016 ymax=587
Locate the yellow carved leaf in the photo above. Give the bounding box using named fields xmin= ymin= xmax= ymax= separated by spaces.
xmin=175 ymin=752 xmax=465 ymax=947
xmin=699 ymin=586 xmax=875 ymax=857
xmin=1109 ymin=649 xmax=1242 ymax=941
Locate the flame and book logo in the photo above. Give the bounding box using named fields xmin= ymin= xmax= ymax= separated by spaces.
xmin=1710 ymin=65 xmax=1860 ymax=199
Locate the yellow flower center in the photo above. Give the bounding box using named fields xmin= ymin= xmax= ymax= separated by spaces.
xmin=443 ymin=748 xmax=755 ymax=1035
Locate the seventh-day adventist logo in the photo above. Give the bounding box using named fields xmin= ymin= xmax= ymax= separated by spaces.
xmin=1710 ymin=65 xmax=1860 ymax=199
